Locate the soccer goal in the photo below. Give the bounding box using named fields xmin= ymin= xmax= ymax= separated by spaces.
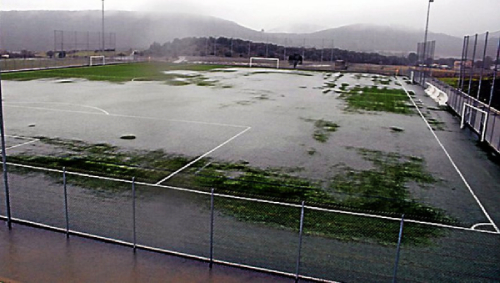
xmin=249 ymin=57 xmax=279 ymax=69
xmin=89 ymin=56 xmax=106 ymax=66
xmin=461 ymin=103 xmax=488 ymax=142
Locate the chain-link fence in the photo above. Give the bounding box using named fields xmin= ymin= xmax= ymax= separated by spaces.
xmin=1 ymin=163 xmax=498 ymax=282
xmin=409 ymin=70 xmax=500 ymax=154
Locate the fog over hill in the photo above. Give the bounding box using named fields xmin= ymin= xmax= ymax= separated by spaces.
xmin=0 ymin=10 xmax=497 ymax=58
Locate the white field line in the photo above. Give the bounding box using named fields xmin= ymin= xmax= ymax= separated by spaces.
xmin=155 ymin=126 xmax=252 ymax=185
xmin=398 ymin=77 xmax=500 ymax=233
xmin=5 ymin=134 xmax=36 ymax=140
xmin=5 ymin=104 xmax=249 ymax=129
xmin=6 ymin=162 xmax=500 ymax=235
xmin=5 ymin=139 xmax=40 ymax=150
xmin=7 ymin=102 xmax=110 ymax=115
xmin=6 ymin=105 xmax=108 ymax=116
xmin=471 ymin=223 xmax=494 ymax=230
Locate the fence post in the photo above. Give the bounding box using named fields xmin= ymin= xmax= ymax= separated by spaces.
xmin=392 ymin=214 xmax=405 ymax=283
xmin=132 ymin=177 xmax=137 ymax=252
xmin=488 ymin=37 xmax=500 ymax=108
xmin=209 ymin=188 xmax=215 ymax=269
xmin=477 ymin=32 xmax=489 ymax=99
xmin=0 ymin=65 xmax=12 ymax=230
xmin=468 ymin=34 xmax=478 ymax=96
xmin=295 ymin=201 xmax=305 ymax=283
xmin=63 ymin=167 xmax=70 ymax=237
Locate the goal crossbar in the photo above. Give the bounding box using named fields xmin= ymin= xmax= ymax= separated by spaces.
xmin=89 ymin=56 xmax=106 ymax=66
xmin=249 ymin=57 xmax=279 ymax=69
xmin=461 ymin=103 xmax=488 ymax=142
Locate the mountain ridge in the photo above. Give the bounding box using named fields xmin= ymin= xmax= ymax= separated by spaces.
xmin=0 ymin=10 xmax=496 ymax=57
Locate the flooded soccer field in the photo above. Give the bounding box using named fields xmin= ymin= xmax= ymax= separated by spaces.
xmin=1 ymin=63 xmax=499 ymax=282
xmin=0 ymin=65 xmax=493 ymax=226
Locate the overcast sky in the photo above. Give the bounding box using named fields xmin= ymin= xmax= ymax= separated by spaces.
xmin=2 ymin=0 xmax=499 ymax=36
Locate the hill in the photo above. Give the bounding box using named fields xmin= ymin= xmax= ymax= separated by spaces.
xmin=0 ymin=10 xmax=496 ymax=57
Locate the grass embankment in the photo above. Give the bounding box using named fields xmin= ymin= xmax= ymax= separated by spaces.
xmin=340 ymin=86 xmax=414 ymax=114
xmin=11 ymin=137 xmax=454 ymax=245
xmin=1 ymin=62 xmax=230 ymax=83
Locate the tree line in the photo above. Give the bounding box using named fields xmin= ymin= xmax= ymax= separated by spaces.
xmin=146 ymin=37 xmax=417 ymax=66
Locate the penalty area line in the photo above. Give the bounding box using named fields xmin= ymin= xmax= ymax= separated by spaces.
xmin=2 ymin=137 xmax=40 ymax=153
xmin=471 ymin=223 xmax=495 ymax=231
xmin=155 ymin=126 xmax=252 ymax=185
xmin=398 ymin=77 xmax=499 ymax=233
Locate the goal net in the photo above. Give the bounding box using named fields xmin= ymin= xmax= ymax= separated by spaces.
xmin=461 ymin=103 xmax=488 ymax=142
xmin=89 ymin=56 xmax=106 ymax=66
xmin=249 ymin=57 xmax=279 ymax=69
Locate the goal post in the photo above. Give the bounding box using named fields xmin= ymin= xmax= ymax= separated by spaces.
xmin=89 ymin=56 xmax=106 ymax=66
xmin=461 ymin=103 xmax=488 ymax=142
xmin=249 ymin=57 xmax=279 ymax=69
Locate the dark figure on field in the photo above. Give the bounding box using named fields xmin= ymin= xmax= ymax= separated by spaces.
xmin=288 ymin=54 xmax=303 ymax=69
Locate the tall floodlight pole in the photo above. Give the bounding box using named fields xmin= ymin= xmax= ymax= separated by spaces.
xmin=102 ymin=0 xmax=105 ymax=54
xmin=422 ymin=0 xmax=433 ymax=85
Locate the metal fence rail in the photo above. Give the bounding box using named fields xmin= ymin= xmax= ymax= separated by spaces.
xmin=1 ymin=163 xmax=499 ymax=282
xmin=0 ymin=57 xmax=143 ymax=72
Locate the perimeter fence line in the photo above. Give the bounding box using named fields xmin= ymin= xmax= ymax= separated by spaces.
xmin=0 ymin=56 xmax=146 ymax=73
xmin=410 ymin=70 xmax=500 ymax=155
xmin=1 ymin=162 xmax=499 ymax=282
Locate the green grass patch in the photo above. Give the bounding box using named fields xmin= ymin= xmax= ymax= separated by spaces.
xmin=437 ymin=77 xmax=457 ymax=86
xmin=339 ymin=83 xmax=350 ymax=91
xmin=2 ymin=62 xmax=230 ymax=83
xmin=10 ymin=137 xmax=453 ymax=245
xmin=340 ymin=86 xmax=414 ymax=114
xmin=302 ymin=118 xmax=340 ymax=142
xmin=329 ymin=148 xmax=445 ymax=222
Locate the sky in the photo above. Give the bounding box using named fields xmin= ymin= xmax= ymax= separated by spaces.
xmin=1 ymin=0 xmax=499 ymax=36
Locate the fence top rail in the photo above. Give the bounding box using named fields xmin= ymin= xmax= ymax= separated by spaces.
xmin=7 ymin=162 xmax=500 ymax=235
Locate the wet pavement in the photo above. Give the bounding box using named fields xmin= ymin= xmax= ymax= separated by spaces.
xmin=0 ymin=223 xmax=297 ymax=283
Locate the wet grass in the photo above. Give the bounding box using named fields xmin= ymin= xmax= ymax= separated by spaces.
xmin=302 ymin=118 xmax=340 ymax=142
xmin=339 ymin=83 xmax=350 ymax=91
xmin=9 ymin=137 xmax=453 ymax=245
xmin=1 ymin=62 xmax=230 ymax=83
xmin=340 ymin=86 xmax=414 ymax=114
